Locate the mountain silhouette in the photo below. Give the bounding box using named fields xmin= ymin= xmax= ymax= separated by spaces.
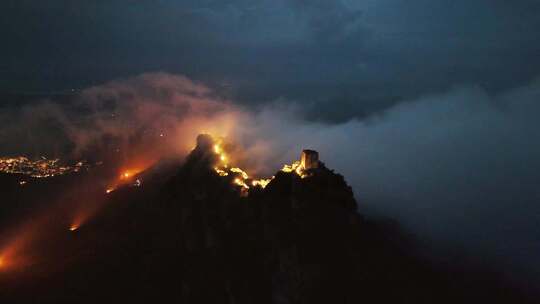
xmin=0 ymin=135 xmax=535 ymax=303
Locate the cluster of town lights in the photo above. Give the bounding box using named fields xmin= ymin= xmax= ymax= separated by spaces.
xmin=0 ymin=157 xmax=87 ymax=180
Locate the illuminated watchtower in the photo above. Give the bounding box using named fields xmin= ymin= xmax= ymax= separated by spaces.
xmin=300 ymin=149 xmax=319 ymax=170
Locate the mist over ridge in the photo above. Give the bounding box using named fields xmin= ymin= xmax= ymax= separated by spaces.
xmin=1 ymin=73 xmax=539 ymax=292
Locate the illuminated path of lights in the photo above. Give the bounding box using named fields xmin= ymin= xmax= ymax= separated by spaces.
xmin=210 ymin=135 xmax=308 ymax=195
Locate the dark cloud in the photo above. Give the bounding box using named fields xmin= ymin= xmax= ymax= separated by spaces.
xmin=288 ymin=0 xmax=364 ymax=43
xmin=3 ymin=0 xmax=540 ymax=122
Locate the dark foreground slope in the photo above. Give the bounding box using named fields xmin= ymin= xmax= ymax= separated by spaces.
xmin=0 ymin=141 xmax=536 ymax=303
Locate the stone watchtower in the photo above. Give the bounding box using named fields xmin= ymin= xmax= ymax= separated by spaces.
xmin=300 ymin=149 xmax=319 ymax=170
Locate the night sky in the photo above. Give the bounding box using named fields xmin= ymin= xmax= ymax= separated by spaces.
xmin=3 ymin=1 xmax=540 ymax=120
xmin=1 ymin=0 xmax=540 ymax=293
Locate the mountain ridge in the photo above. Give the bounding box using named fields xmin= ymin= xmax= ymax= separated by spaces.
xmin=0 ymin=135 xmax=535 ymax=303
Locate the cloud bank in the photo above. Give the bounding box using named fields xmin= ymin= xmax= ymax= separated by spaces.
xmin=248 ymin=80 xmax=540 ymax=287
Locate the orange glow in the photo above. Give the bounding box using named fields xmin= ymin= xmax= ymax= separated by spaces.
xmin=106 ymin=165 xmax=148 ymax=194
xmin=114 ymin=168 xmax=140 ymax=184
xmin=119 ymin=167 xmax=144 ymax=181
xmin=0 ymin=253 xmax=20 ymax=272
xmin=0 ymin=252 xmax=13 ymax=271
xmin=0 ymin=226 xmax=35 ymax=272
xmin=120 ymin=171 xmax=134 ymax=179
xmin=70 ymin=214 xmax=84 ymax=232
